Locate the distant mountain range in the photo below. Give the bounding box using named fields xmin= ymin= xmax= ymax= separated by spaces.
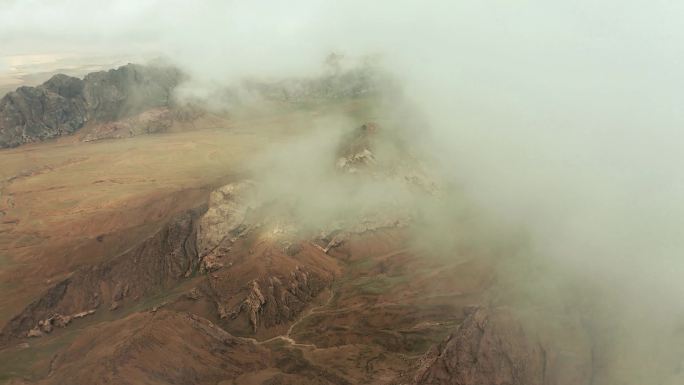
xmin=0 ymin=64 xmax=181 ymax=148
xmin=0 ymin=63 xmax=391 ymax=149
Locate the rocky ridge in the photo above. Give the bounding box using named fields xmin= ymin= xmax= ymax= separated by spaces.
xmin=0 ymin=63 xmax=390 ymax=149
xmin=0 ymin=64 xmax=181 ymax=148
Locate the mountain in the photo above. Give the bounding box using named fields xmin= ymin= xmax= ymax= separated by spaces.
xmin=0 ymin=64 xmax=181 ymax=148
xmin=0 ymin=62 xmax=391 ymax=149
xmin=0 ymin=61 xmax=613 ymax=384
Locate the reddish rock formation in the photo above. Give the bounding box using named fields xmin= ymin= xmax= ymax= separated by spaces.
xmin=204 ymin=236 xmax=341 ymax=338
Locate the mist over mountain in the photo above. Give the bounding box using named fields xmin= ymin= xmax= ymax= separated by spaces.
xmin=1 ymin=1 xmax=683 ymax=384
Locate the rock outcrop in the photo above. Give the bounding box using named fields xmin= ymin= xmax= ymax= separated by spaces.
xmin=0 ymin=64 xmax=182 ymax=148
xmin=197 ymin=180 xmax=256 ymax=269
xmin=80 ymin=107 xmax=174 ymax=141
xmin=0 ymin=75 xmax=88 ymax=148
xmin=412 ymin=307 xmax=546 ymax=385
xmin=81 ymin=64 xmax=181 ymax=121
xmin=244 ymin=65 xmax=393 ymax=103
xmin=26 ymin=310 xmax=96 ymax=338
xmin=191 ymin=180 xmax=341 ymax=337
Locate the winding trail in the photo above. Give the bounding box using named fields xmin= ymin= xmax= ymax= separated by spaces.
xmin=258 ymin=288 xmax=336 ymax=349
xmin=255 ymin=248 xmax=412 ymax=348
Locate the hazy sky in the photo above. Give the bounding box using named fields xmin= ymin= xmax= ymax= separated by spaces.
xmin=2 ymin=1 xmax=684 ymax=382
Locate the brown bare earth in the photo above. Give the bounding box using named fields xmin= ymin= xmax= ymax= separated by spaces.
xmin=0 ymin=99 xmax=363 ymax=329
xmin=0 ymin=126 xmax=250 ymax=327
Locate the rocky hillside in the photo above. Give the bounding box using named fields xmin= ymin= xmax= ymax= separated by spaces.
xmin=0 ymin=64 xmax=181 ymax=148
xmin=0 ymin=117 xmax=603 ymax=384
xmin=0 ymin=205 xmax=204 ymax=343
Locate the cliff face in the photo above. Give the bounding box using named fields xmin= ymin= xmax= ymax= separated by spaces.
xmin=0 ymin=64 xmax=181 ymax=148
xmin=0 ymin=75 xmax=88 ymax=148
xmin=81 ymin=64 xmax=181 ymax=121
